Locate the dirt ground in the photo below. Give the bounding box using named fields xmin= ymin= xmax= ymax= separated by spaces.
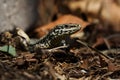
xmin=0 ymin=0 xmax=120 ymax=80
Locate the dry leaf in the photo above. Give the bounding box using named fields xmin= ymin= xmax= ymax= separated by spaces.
xmin=35 ymin=14 xmax=89 ymax=37
xmin=67 ymin=0 xmax=120 ymax=31
xmin=107 ymin=61 xmax=120 ymax=72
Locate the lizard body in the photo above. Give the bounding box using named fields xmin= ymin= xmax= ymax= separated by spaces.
xmin=29 ymin=23 xmax=81 ymax=51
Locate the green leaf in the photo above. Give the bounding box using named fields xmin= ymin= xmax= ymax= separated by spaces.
xmin=0 ymin=45 xmax=16 ymax=57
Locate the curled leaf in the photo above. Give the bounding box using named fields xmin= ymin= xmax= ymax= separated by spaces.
xmin=35 ymin=15 xmax=89 ymax=37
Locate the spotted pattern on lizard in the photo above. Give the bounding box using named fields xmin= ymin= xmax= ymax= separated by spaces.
xmin=28 ymin=23 xmax=81 ymax=51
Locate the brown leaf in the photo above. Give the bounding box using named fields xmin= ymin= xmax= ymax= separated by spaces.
xmin=16 ymin=57 xmax=25 ymax=65
xmin=35 ymin=14 xmax=89 ymax=37
xmin=67 ymin=0 xmax=120 ymax=31
xmin=107 ymin=61 xmax=120 ymax=72
xmin=92 ymin=36 xmax=104 ymax=48
xmin=80 ymin=59 xmax=89 ymax=69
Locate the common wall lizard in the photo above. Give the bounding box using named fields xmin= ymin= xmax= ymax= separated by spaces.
xmin=28 ymin=23 xmax=81 ymax=51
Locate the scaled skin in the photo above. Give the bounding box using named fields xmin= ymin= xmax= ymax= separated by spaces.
xmin=29 ymin=23 xmax=81 ymax=51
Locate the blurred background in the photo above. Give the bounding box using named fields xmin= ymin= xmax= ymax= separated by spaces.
xmin=0 ymin=0 xmax=120 ymax=34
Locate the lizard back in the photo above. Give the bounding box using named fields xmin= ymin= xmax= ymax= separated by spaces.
xmin=30 ymin=23 xmax=81 ymax=49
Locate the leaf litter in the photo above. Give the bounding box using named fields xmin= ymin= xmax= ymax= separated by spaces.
xmin=0 ymin=0 xmax=120 ymax=80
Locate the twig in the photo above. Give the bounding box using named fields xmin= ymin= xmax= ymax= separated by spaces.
xmin=47 ymin=45 xmax=68 ymax=53
xmin=103 ymin=38 xmax=111 ymax=50
xmin=77 ymin=40 xmax=113 ymax=61
xmin=101 ymin=48 xmax=120 ymax=55
xmin=36 ymin=45 xmax=67 ymax=54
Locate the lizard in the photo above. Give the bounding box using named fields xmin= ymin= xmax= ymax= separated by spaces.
xmin=15 ymin=23 xmax=111 ymax=60
xmin=28 ymin=23 xmax=81 ymax=52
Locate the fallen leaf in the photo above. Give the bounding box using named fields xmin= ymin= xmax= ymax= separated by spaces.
xmin=67 ymin=0 xmax=120 ymax=31
xmin=92 ymin=36 xmax=104 ymax=48
xmin=107 ymin=61 xmax=120 ymax=72
xmin=0 ymin=45 xmax=16 ymax=57
xmin=35 ymin=14 xmax=89 ymax=37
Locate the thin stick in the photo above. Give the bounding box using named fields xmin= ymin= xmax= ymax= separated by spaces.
xmin=47 ymin=46 xmax=68 ymax=53
xmin=77 ymin=40 xmax=113 ymax=60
